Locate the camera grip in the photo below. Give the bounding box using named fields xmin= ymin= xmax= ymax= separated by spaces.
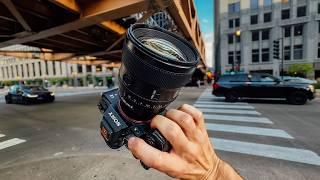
xmin=140 ymin=129 xmax=172 ymax=170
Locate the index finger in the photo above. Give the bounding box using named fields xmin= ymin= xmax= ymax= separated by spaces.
xmin=179 ymin=104 xmax=206 ymax=133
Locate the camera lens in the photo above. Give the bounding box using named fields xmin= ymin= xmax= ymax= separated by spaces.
xmin=119 ymin=24 xmax=199 ymax=121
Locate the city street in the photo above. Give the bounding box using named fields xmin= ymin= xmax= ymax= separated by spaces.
xmin=0 ymin=87 xmax=319 ymax=179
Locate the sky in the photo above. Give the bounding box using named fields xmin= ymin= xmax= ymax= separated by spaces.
xmin=194 ymin=0 xmax=214 ymax=67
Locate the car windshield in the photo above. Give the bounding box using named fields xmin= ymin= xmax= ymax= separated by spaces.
xmin=22 ymin=86 xmax=46 ymax=91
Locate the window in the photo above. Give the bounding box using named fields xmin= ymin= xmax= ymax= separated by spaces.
xmin=38 ymin=62 xmax=42 ymax=76
xmin=228 ymin=34 xmax=234 ymax=44
xmin=229 ymin=18 xmax=240 ymax=28
xmin=229 ymin=2 xmax=240 ymax=13
xmin=236 ymin=51 xmax=241 ymax=64
xmin=262 ymin=48 xmax=270 ymax=62
xmin=251 ymin=15 xmax=258 ymax=24
xmin=264 ymin=12 xmax=272 ymax=22
xmin=229 ymin=20 xmax=234 ymax=28
xmin=318 ymin=3 xmax=320 ymax=14
xmin=264 ymin=0 xmax=272 ymax=7
xmin=252 ymin=31 xmax=259 ymax=41
xmin=235 ymin=35 xmax=241 ymax=43
xmin=284 ymin=26 xmax=291 ymax=37
xmin=297 ymin=6 xmax=306 ymax=17
xmin=282 ymin=9 xmax=290 ymax=19
xmin=294 ymin=25 xmax=303 ymax=36
xmin=252 ymin=49 xmax=259 ymax=62
xmin=293 ymin=45 xmax=303 ymax=59
xmin=235 ymin=18 xmax=240 ymax=27
xmin=52 ymin=62 xmax=56 ymax=75
xmin=77 ymin=65 xmax=83 ymax=73
xmin=318 ymin=43 xmax=320 ymax=58
xmin=86 ymin=65 xmax=92 ymax=73
xmin=262 ymin=29 xmax=270 ymax=40
xmin=284 ymin=46 xmax=291 ymax=60
xmin=228 ymin=52 xmax=234 ymax=64
xmin=251 ymin=0 xmax=259 ymax=9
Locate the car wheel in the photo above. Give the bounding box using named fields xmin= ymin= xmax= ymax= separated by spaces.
xmin=225 ymin=91 xmax=239 ymax=102
xmin=5 ymin=95 xmax=12 ymax=104
xmin=288 ymin=91 xmax=307 ymax=105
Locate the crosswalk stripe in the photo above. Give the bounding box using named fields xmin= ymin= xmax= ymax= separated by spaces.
xmin=204 ymin=114 xmax=273 ymax=124
xmin=199 ymin=108 xmax=261 ymax=115
xmin=206 ymin=123 xmax=293 ymax=139
xmin=0 ymin=134 xmax=5 ymax=138
xmin=195 ymin=101 xmax=248 ymax=105
xmin=195 ymin=104 xmax=254 ymax=110
xmin=0 ymin=138 xmax=26 ymax=150
xmin=211 ymin=138 xmax=320 ymax=166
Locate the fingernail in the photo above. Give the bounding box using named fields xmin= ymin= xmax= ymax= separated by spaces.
xmin=128 ymin=137 xmax=136 ymax=150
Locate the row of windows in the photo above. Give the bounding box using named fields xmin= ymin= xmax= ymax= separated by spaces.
xmin=229 ymin=1 xmax=320 ymax=16
xmin=230 ymin=8 xmax=307 ymax=28
xmin=228 ymin=25 xmax=303 ymax=45
xmin=227 ymin=45 xmax=303 ymax=65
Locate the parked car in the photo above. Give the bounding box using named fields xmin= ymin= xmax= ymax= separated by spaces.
xmin=282 ymin=76 xmax=317 ymax=84
xmin=5 ymin=85 xmax=55 ymax=104
xmin=212 ymin=73 xmax=315 ymax=105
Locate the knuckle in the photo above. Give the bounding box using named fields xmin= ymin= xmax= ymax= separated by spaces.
xmin=165 ymin=124 xmax=180 ymax=139
xmin=181 ymin=113 xmax=193 ymax=124
xmin=180 ymin=104 xmax=190 ymax=110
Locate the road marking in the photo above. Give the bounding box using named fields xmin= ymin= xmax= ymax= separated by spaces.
xmin=206 ymin=123 xmax=293 ymax=139
xmin=0 ymin=134 xmax=5 ymax=138
xmin=204 ymin=114 xmax=273 ymax=124
xmin=195 ymin=101 xmax=248 ymax=105
xmin=211 ymin=138 xmax=320 ymax=166
xmin=195 ymin=104 xmax=255 ymax=110
xmin=0 ymin=138 xmax=26 ymax=150
xmin=199 ymin=108 xmax=261 ymax=115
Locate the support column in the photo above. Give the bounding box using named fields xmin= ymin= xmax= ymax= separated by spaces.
xmin=34 ymin=61 xmax=40 ymax=78
xmin=92 ymin=65 xmax=96 ymax=86
xmin=82 ymin=64 xmax=87 ymax=86
xmin=102 ymin=66 xmax=107 ymax=86
xmin=72 ymin=64 xmax=78 ymax=87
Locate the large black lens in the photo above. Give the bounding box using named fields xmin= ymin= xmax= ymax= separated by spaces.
xmin=119 ymin=24 xmax=199 ymax=121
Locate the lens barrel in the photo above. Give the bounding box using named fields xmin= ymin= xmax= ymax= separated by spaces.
xmin=119 ymin=24 xmax=200 ymax=121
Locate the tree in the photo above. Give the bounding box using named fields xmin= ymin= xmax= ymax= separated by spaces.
xmin=288 ymin=63 xmax=313 ymax=77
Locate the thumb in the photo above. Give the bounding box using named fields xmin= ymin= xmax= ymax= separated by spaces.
xmin=127 ymin=137 xmax=168 ymax=170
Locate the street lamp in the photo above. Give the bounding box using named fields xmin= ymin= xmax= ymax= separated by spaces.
xmin=233 ymin=29 xmax=241 ymax=73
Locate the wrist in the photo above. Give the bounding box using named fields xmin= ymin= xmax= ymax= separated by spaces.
xmin=206 ymin=158 xmax=243 ymax=180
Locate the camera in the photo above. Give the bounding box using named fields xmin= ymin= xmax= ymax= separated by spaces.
xmin=98 ymin=24 xmax=199 ymax=169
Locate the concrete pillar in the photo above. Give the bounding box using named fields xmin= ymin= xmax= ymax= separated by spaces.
xmin=55 ymin=61 xmax=61 ymax=77
xmin=82 ymin=64 xmax=87 ymax=86
xmin=40 ymin=61 xmax=46 ymax=77
xmin=72 ymin=64 xmax=78 ymax=86
xmin=13 ymin=65 xmax=18 ymax=79
xmin=29 ymin=62 xmax=34 ymax=78
xmin=47 ymin=61 xmax=54 ymax=77
xmin=34 ymin=61 xmax=40 ymax=78
xmin=61 ymin=62 xmax=67 ymax=77
xmin=0 ymin=67 xmax=3 ymax=80
xmin=102 ymin=66 xmax=107 ymax=86
xmin=92 ymin=65 xmax=96 ymax=86
xmin=23 ymin=64 xmax=28 ymax=79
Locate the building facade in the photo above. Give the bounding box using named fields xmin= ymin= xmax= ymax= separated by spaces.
xmin=215 ymin=0 xmax=320 ymax=78
xmin=0 ymin=45 xmax=114 ymax=86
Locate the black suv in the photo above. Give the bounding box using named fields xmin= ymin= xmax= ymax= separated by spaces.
xmin=5 ymin=85 xmax=55 ymax=104
xmin=212 ymin=73 xmax=315 ymax=105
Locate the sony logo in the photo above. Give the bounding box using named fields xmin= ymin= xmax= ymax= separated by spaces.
xmin=108 ymin=112 xmax=121 ymax=127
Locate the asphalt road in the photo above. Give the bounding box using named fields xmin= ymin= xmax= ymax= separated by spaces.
xmin=0 ymin=87 xmax=319 ymax=180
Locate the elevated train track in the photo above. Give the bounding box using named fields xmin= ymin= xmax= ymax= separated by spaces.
xmin=0 ymin=0 xmax=206 ymax=69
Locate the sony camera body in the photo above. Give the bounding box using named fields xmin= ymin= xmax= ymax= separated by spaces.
xmin=98 ymin=88 xmax=171 ymax=152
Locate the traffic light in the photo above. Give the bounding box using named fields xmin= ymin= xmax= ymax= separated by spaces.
xmin=273 ymin=40 xmax=280 ymax=59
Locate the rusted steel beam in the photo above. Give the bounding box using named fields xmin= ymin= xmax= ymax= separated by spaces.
xmin=0 ymin=0 xmax=32 ymax=31
xmin=0 ymin=0 xmax=153 ymax=48
xmin=167 ymin=0 xmax=206 ymax=67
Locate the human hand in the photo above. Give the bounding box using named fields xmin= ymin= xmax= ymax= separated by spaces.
xmin=128 ymin=104 xmax=242 ymax=179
